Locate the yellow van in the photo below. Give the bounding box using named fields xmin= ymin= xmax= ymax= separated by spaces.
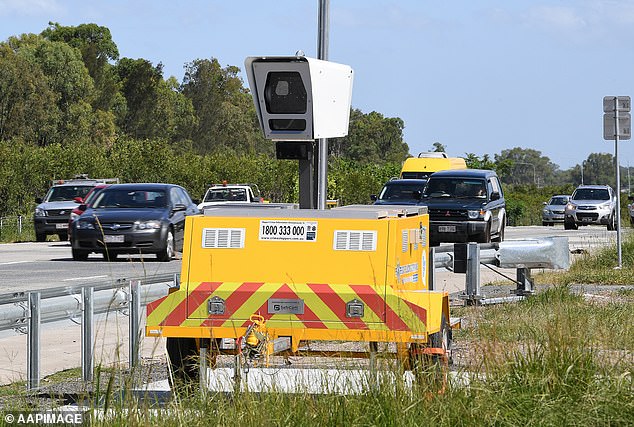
xmin=400 ymin=152 xmax=467 ymax=179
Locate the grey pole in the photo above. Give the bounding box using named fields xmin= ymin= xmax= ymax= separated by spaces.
xmin=81 ymin=287 xmax=94 ymax=381
xmin=316 ymin=0 xmax=329 ymax=210
xmin=614 ymin=97 xmax=623 ymax=268
xmin=465 ymin=243 xmax=481 ymax=305
xmin=27 ymin=292 xmax=41 ymax=391
xmin=129 ymin=279 xmax=141 ymax=368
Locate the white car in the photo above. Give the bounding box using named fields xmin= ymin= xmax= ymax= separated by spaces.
xmin=628 ymin=196 xmax=634 ymax=226
xmin=564 ymin=185 xmax=617 ymax=230
xmin=197 ymin=183 xmax=263 ymax=210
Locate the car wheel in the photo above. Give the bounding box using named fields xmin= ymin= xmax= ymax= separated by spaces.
xmin=607 ymin=213 xmax=615 ymax=231
xmin=478 ymin=222 xmax=492 ymax=244
xmin=35 ymin=233 xmax=46 ymax=242
xmin=542 ymin=221 xmax=547 ymax=226
xmin=492 ymin=218 xmax=505 ymax=243
xmin=157 ymin=229 xmax=174 ymax=262
xmin=72 ymin=248 xmax=89 ymax=261
xmin=103 ymin=252 xmax=118 ymax=261
xmin=58 ymin=232 xmax=68 ymax=241
xmin=564 ymin=219 xmax=577 ymax=230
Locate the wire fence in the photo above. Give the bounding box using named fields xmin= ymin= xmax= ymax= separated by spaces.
xmin=0 ymin=215 xmax=35 ymax=242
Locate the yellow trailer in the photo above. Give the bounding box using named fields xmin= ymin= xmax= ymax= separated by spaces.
xmin=400 ymin=152 xmax=467 ymax=179
xmin=146 ymin=205 xmax=451 ymax=380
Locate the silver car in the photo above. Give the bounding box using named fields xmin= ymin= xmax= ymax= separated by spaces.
xmin=564 ymin=185 xmax=617 ymax=230
xmin=542 ymin=195 xmax=570 ymax=226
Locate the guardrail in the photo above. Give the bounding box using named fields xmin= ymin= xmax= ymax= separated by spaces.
xmin=0 ymin=274 xmax=174 ymax=390
xmin=0 ymin=237 xmax=570 ymax=390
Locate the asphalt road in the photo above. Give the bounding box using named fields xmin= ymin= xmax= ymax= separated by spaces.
xmin=0 ymin=224 xmax=625 ymax=294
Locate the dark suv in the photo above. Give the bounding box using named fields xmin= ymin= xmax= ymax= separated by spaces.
xmin=420 ymin=169 xmax=506 ymax=246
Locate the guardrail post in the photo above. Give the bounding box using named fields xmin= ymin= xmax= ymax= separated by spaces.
xmin=27 ymin=292 xmax=41 ymax=391
xmin=129 ymin=279 xmax=141 ymax=369
xmin=18 ymin=215 xmax=22 ymax=235
xmin=81 ymin=287 xmax=94 ymax=381
xmin=464 ymin=243 xmax=482 ymax=305
xmin=512 ymin=268 xmax=535 ymax=297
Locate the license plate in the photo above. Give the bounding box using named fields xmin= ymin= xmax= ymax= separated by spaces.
xmin=104 ymin=235 xmax=124 ymax=243
xmin=55 ymin=223 xmax=69 ymax=229
xmin=438 ymin=225 xmax=456 ymax=233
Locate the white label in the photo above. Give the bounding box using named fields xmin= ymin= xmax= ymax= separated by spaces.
xmin=259 ymin=220 xmax=317 ymax=242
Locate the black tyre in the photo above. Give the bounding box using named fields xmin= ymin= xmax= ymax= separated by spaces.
xmin=477 ymin=222 xmax=492 ymax=244
xmin=103 ymin=252 xmax=118 ymax=261
xmin=607 ymin=213 xmax=616 ymax=231
xmin=564 ymin=220 xmax=577 ymax=230
xmin=166 ymin=337 xmax=199 ymax=383
xmin=57 ymin=232 xmax=68 ymax=241
xmin=492 ymin=218 xmax=505 ymax=243
xmin=72 ymin=248 xmax=89 ymax=261
xmin=542 ymin=221 xmax=547 ymax=226
xmin=35 ymin=233 xmax=46 ymax=242
xmin=157 ymin=229 xmax=174 ymax=262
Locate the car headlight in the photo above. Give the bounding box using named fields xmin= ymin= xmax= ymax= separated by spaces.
xmin=76 ymin=220 xmax=95 ymax=230
xmin=565 ymin=202 xmax=575 ymax=211
xmin=599 ymin=202 xmax=611 ymax=209
xmin=467 ymin=209 xmax=485 ymax=220
xmin=543 ymin=208 xmax=550 ymax=214
xmin=34 ymin=208 xmax=46 ymax=217
xmin=136 ymin=220 xmax=161 ymax=230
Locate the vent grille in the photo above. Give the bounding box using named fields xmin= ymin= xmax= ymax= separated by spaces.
xmin=334 ymin=230 xmax=377 ymax=251
xmin=202 ymin=228 xmax=245 ymax=249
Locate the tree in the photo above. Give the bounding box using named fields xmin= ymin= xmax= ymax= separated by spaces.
xmin=432 ymin=142 xmax=445 ymax=152
xmin=41 ymin=22 xmax=122 ymax=113
xmin=495 ymin=147 xmax=559 ymax=186
xmin=583 ymin=153 xmax=616 ymax=188
xmin=181 ymin=58 xmax=265 ymax=154
xmin=0 ymin=44 xmax=59 ymax=142
xmin=330 ymin=109 xmax=409 ymax=163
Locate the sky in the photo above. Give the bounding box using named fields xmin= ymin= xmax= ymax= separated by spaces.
xmin=2 ymin=0 xmax=634 ymax=171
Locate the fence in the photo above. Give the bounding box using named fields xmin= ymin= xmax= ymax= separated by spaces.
xmin=0 ymin=215 xmax=33 ymax=241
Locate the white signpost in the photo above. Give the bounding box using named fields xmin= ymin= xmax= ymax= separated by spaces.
xmin=603 ymin=95 xmax=630 ymax=268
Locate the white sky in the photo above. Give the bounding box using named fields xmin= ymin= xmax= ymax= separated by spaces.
xmin=2 ymin=0 xmax=634 ymax=170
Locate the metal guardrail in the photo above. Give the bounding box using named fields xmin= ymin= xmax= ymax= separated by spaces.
xmin=0 ymin=274 xmax=174 ymax=390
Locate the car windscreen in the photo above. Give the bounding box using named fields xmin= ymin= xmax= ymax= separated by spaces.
xmin=572 ymin=189 xmax=610 ymax=201
xmin=423 ymin=178 xmax=486 ymax=198
xmin=204 ymin=188 xmax=248 ymax=202
xmin=93 ymin=190 xmax=167 ymax=208
xmin=549 ymin=196 xmax=569 ymax=205
xmin=378 ymin=183 xmax=425 ymax=201
xmin=45 ymin=185 xmax=94 ymax=202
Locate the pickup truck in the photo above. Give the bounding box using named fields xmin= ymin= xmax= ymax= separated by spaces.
xmin=197 ymin=183 xmax=263 ymax=210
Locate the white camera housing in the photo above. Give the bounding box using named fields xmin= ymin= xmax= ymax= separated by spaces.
xmin=245 ymin=55 xmax=354 ymax=140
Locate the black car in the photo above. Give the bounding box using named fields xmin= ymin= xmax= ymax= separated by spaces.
xmin=420 ymin=169 xmax=506 ymax=246
xmin=71 ymin=183 xmax=200 ymax=261
xmin=371 ymin=179 xmax=427 ymax=205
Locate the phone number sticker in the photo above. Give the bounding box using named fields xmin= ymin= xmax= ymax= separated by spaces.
xmin=259 ymin=220 xmax=318 ymax=242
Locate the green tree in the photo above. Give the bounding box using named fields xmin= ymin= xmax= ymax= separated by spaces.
xmin=495 ymin=147 xmax=559 ymax=186
xmin=181 ymin=58 xmax=265 ymax=154
xmin=583 ymin=152 xmax=616 ymax=188
xmin=41 ymin=22 xmax=122 ymax=112
xmin=330 ymin=109 xmax=409 ymax=163
xmin=0 ymin=44 xmax=58 ymax=142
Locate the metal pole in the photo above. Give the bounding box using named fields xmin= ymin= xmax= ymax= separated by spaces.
xmin=465 ymin=243 xmax=481 ymax=305
xmin=614 ymin=97 xmax=623 ymax=268
xmin=428 ymin=246 xmax=435 ymax=291
xmin=129 ymin=279 xmax=141 ymax=368
xmin=316 ymin=0 xmax=329 ymax=210
xmin=581 ymin=161 xmax=584 ymax=185
xmin=81 ymin=287 xmax=94 ymax=381
xmin=27 ymin=292 xmax=41 ymax=391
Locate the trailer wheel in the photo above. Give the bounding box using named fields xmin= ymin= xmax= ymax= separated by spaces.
xmin=408 ymin=315 xmax=450 ymax=391
xmin=166 ymin=337 xmax=199 ymax=384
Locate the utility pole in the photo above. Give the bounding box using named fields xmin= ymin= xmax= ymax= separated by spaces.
xmin=315 ymin=0 xmax=329 ymax=210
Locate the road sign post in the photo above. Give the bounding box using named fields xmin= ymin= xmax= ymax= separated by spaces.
xmin=603 ymin=95 xmax=630 ymax=269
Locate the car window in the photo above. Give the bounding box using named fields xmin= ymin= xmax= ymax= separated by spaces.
xmin=549 ymin=196 xmax=568 ymax=205
xmin=424 ymin=178 xmax=486 ymax=198
xmin=176 ymin=188 xmax=192 ymax=206
xmin=94 ymin=190 xmax=167 ymax=208
xmin=46 ymin=185 xmax=94 ymax=202
xmin=379 ymin=183 xmax=424 ymax=201
xmin=573 ymin=188 xmax=610 ymax=201
xmin=205 ymin=188 xmax=247 ymax=202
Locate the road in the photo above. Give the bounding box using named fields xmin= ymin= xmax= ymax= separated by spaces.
xmin=0 ymin=224 xmax=624 ymax=294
